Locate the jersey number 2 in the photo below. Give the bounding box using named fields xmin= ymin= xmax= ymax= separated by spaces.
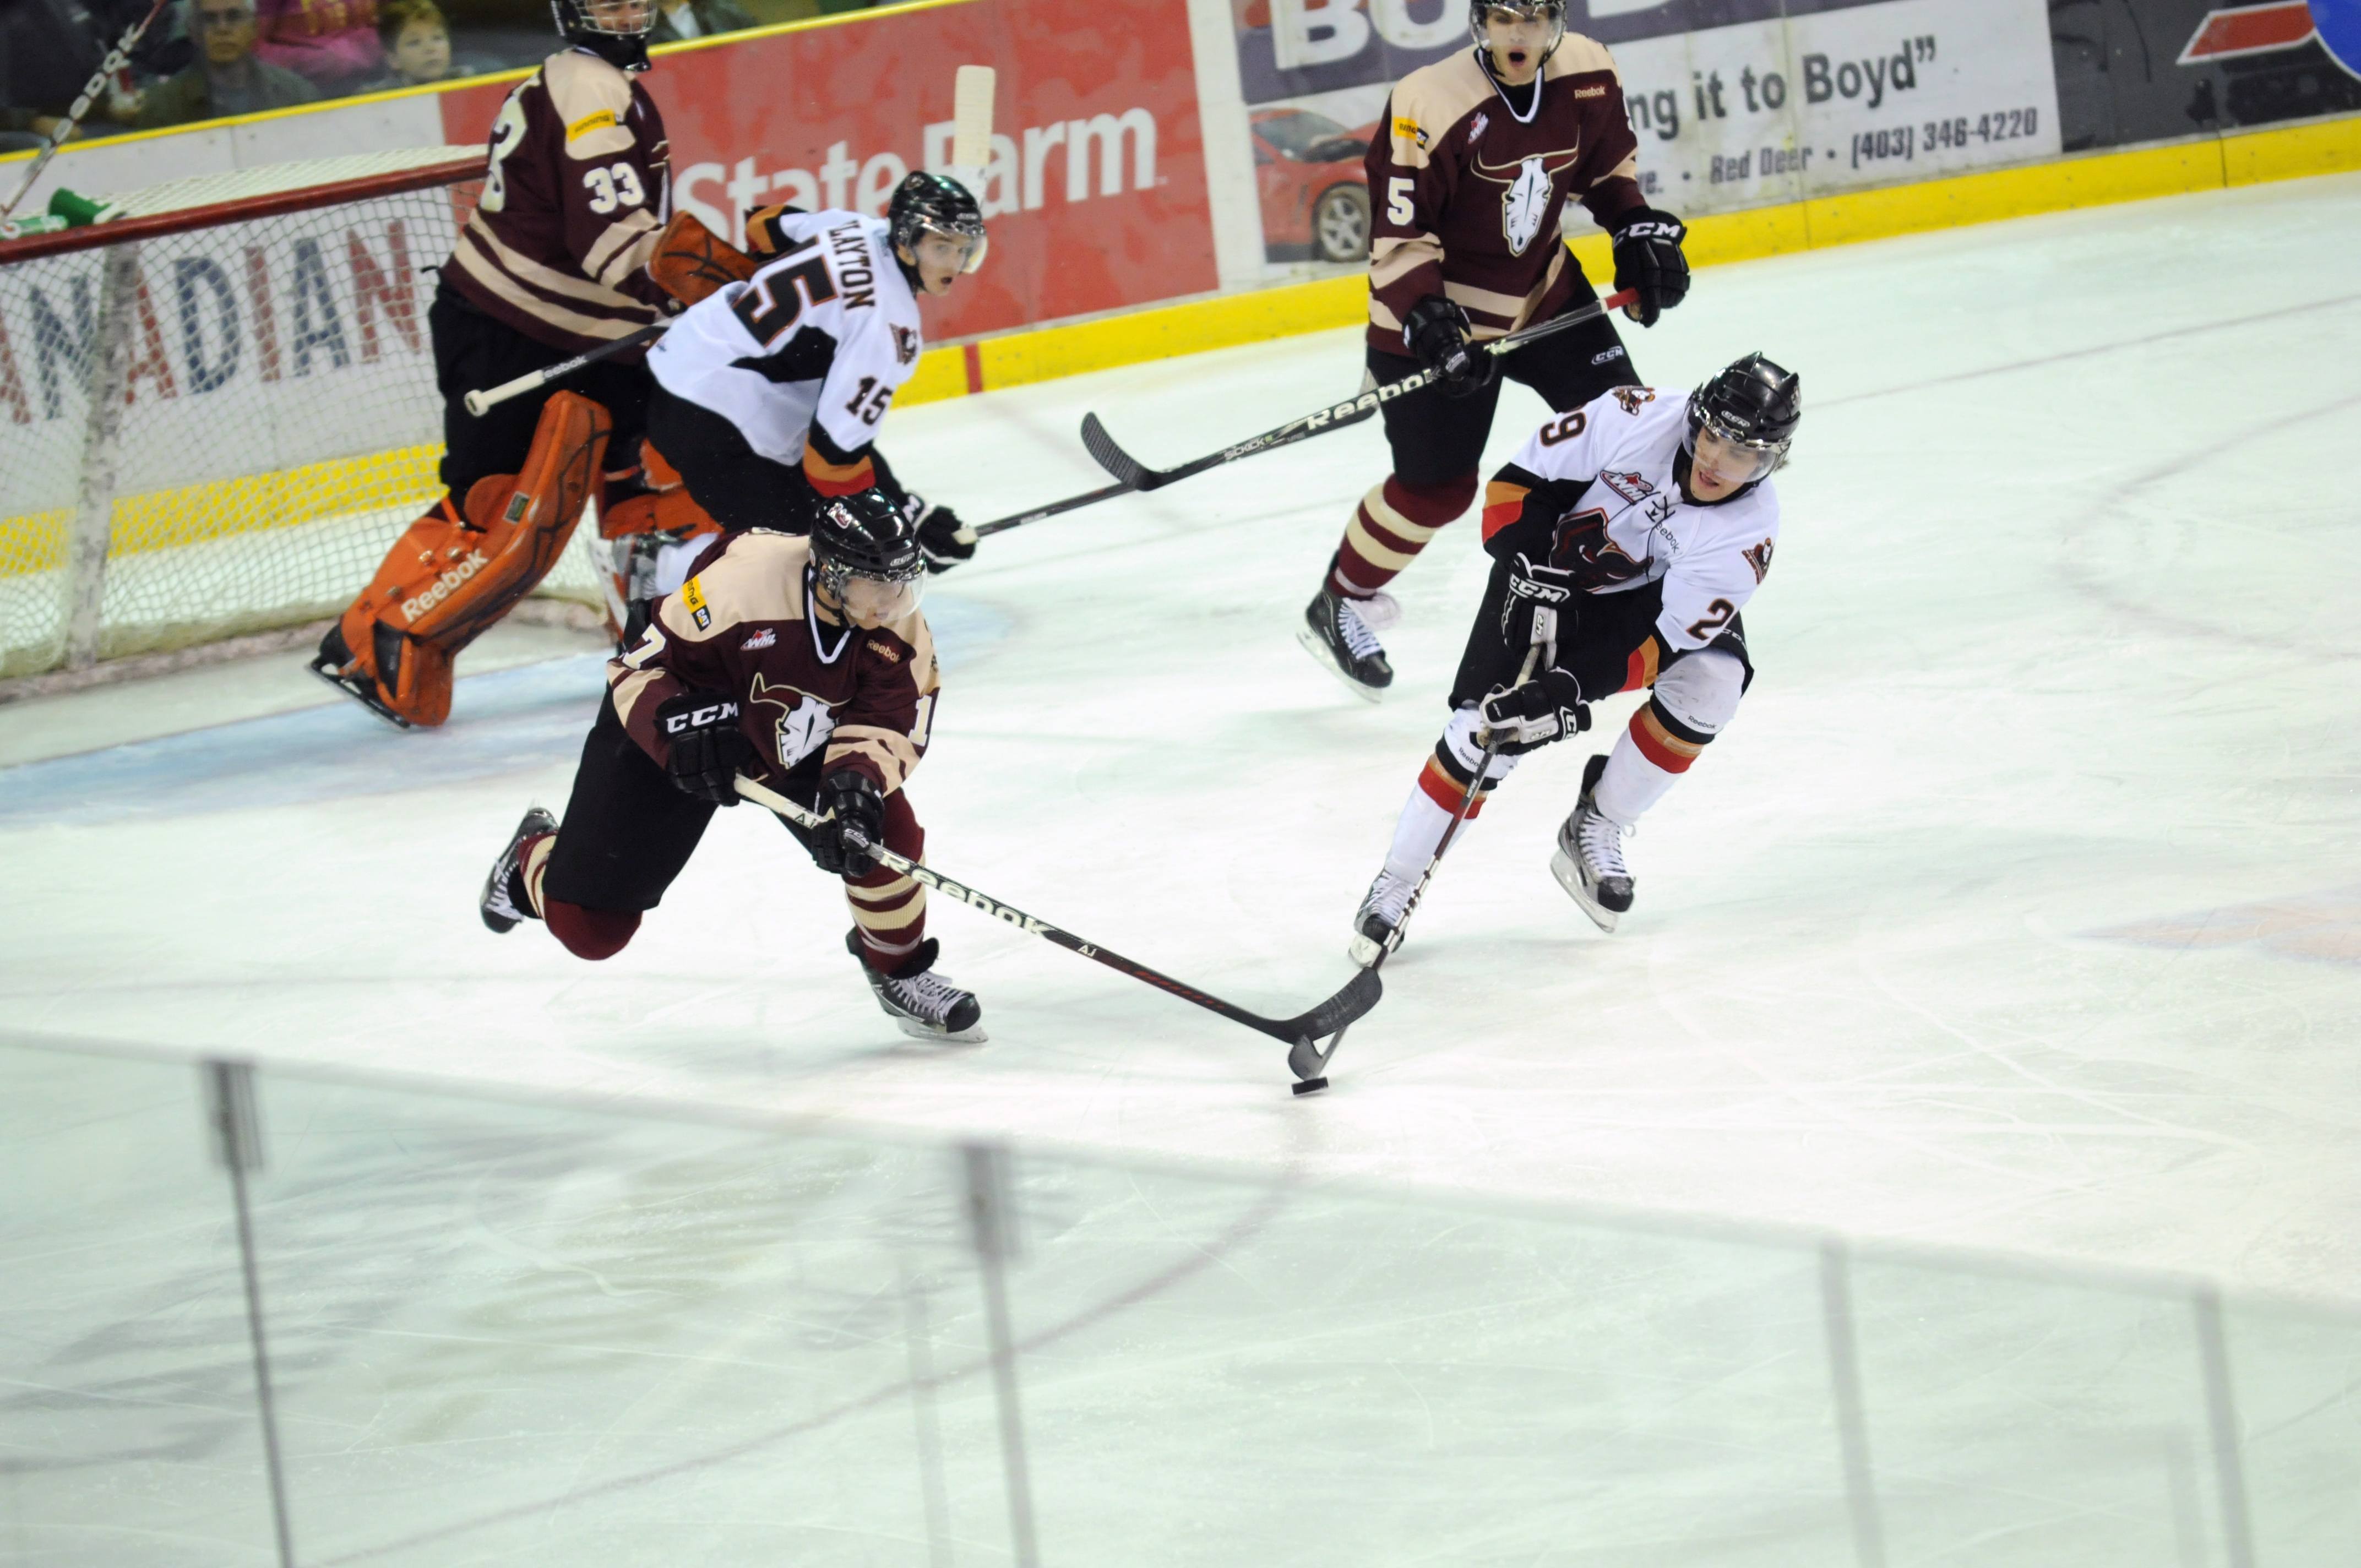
xmin=731 ymin=239 xmax=838 ymax=349
xmin=1685 ymin=598 xmax=1736 ymax=641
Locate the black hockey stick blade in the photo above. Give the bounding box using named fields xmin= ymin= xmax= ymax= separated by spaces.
xmin=971 ymin=477 xmax=1134 ymax=539
xmin=1282 ymin=968 xmax=1381 ymax=1084
xmin=1079 ymin=412 xmax=1159 ymax=489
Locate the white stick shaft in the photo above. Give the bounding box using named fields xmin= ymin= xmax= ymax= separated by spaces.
xmin=0 ymin=0 xmax=171 ymax=220
xmin=952 ymin=66 xmax=996 ymax=173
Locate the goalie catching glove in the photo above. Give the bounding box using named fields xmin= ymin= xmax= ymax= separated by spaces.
xmin=1479 ymin=670 xmax=1591 ymax=755
xmin=648 ymin=211 xmax=758 ymax=308
xmin=657 ymin=691 xmax=754 ymax=804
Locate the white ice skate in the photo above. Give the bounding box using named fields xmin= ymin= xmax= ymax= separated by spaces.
xmin=1348 ymin=867 xmax=1416 ymax=966
xmin=1551 ymin=754 xmax=1633 ymax=933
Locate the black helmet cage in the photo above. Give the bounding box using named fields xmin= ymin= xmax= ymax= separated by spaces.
xmin=1468 ymin=0 xmax=1567 ymax=56
xmin=889 ymin=172 xmax=989 ymax=275
xmin=550 ymin=0 xmax=652 ymax=71
xmin=1685 ymin=353 xmax=1802 ymax=477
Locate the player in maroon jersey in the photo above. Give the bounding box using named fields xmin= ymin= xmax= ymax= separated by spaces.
xmin=308 ymin=0 xmax=760 ymax=728
xmin=477 ymin=489 xmax=986 ymax=1041
xmin=1298 ymin=0 xmax=1692 ymax=700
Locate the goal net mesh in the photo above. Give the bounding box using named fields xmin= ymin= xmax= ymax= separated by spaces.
xmin=0 ymin=148 xmax=606 ymax=682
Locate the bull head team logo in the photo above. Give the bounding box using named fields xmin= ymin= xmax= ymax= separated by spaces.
xmin=1474 ymin=145 xmax=1579 ymax=259
xmin=748 ymin=672 xmax=836 ymax=768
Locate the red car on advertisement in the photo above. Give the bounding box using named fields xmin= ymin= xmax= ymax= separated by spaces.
xmin=1251 ymin=107 xmax=1374 ymax=263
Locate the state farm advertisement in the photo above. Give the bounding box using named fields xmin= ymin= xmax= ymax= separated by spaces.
xmin=439 ymin=0 xmax=1219 ymax=340
xmin=1230 ymin=0 xmax=2064 ymax=254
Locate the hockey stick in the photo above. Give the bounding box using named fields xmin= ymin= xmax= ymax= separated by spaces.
xmin=970 ymin=479 xmax=1133 ymax=539
xmin=1080 ymin=288 xmax=1639 ymax=494
xmin=0 ymin=0 xmax=172 ymax=221
xmin=464 ymin=323 xmax=666 ymax=417
xmin=1290 ymin=641 xmax=1546 ymax=1093
xmin=733 ymin=774 xmax=1382 ymax=1065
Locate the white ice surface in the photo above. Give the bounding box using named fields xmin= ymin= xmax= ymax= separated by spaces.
xmin=3 ymin=173 xmax=2360 ymax=1566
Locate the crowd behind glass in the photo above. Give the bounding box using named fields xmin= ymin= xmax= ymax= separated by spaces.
xmin=2 ymin=0 xmax=879 ymax=145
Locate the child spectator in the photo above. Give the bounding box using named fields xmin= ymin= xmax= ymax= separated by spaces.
xmin=363 ymin=0 xmax=476 ymax=88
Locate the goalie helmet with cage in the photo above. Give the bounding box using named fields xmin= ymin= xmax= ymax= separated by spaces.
xmin=1683 ymin=352 xmax=1802 ymax=491
xmin=550 ymin=0 xmax=654 ymax=72
xmin=888 ymin=172 xmax=989 ymax=275
xmin=813 ymin=489 xmax=927 ymax=627
xmin=1468 ymin=1 xmax=1566 ymax=53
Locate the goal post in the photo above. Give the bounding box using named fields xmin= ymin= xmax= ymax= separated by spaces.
xmin=0 ymin=148 xmax=608 ymax=687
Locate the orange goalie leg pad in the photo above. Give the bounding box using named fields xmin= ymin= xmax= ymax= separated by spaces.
xmin=325 ymin=393 xmax=612 ymax=725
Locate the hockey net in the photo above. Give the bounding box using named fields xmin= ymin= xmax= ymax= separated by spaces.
xmin=0 ymin=147 xmax=606 ymax=687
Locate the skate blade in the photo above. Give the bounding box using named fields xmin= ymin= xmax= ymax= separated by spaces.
xmin=306 ymin=657 xmax=412 ymax=729
xmin=1549 ymin=850 xmax=1619 ymax=934
xmin=1294 ymin=625 xmax=1386 ymax=704
xmin=891 ymin=1016 xmax=988 ymax=1046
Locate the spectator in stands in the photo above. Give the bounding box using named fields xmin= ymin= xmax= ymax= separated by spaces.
xmin=138 ymin=0 xmax=319 ymax=126
xmin=252 ymin=0 xmax=383 ymax=92
xmin=649 ymin=0 xmax=753 ymax=43
xmin=361 ymin=0 xmax=482 ymax=88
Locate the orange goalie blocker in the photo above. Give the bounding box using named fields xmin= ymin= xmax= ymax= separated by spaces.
xmin=648 ymin=210 xmax=757 ymax=307
xmin=325 ymin=392 xmax=612 ymax=726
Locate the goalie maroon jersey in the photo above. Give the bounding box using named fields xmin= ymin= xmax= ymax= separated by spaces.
xmin=445 ymin=47 xmax=674 ymax=356
xmin=608 ymin=529 xmax=940 ymax=797
xmin=1367 ymin=37 xmax=1645 ymax=354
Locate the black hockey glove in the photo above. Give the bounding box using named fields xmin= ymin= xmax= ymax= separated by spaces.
xmin=1402 ymin=295 xmax=1497 ymax=400
xmin=1479 ymin=670 xmax=1591 ymax=755
xmin=656 ymin=691 xmax=754 ymax=806
xmin=810 ymin=769 xmax=886 ymax=878
xmin=1498 ymin=551 xmax=1575 ymax=652
xmin=911 ymin=496 xmax=977 ymax=573
xmin=1609 ymin=207 xmax=1690 ymax=328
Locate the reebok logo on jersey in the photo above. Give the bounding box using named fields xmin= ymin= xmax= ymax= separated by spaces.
xmin=1602 ymin=470 xmax=1656 ymax=504
xmin=741 ymin=628 xmax=776 ymax=651
xmin=1575 ymin=85 xmax=1607 ymax=99
xmin=399 ymin=550 xmax=491 ymax=625
xmin=866 ymin=640 xmax=901 ymax=663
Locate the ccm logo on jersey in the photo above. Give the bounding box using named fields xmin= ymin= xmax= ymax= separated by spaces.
xmin=399 ymin=549 xmax=491 ymax=624
xmin=661 ymin=700 xmax=740 ymax=733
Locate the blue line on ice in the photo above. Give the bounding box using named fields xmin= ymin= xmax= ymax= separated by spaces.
xmin=0 ymin=593 xmax=1011 ymax=826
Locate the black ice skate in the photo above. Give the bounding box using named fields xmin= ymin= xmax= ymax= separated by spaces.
xmin=307 ymin=626 xmax=412 ymax=729
xmin=1551 ymin=754 xmax=1634 ymax=933
xmin=1297 ymin=585 xmax=1395 ymax=699
xmin=847 ymin=930 xmax=987 ymax=1043
xmin=1348 ymin=867 xmax=1415 ymax=966
xmin=480 ymin=807 xmax=556 ymax=933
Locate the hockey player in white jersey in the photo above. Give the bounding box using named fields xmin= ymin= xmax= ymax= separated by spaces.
xmin=605 ymin=173 xmax=987 ymax=634
xmin=1351 ymin=353 xmax=1799 ymax=955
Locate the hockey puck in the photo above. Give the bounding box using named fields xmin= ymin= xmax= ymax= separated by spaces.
xmin=1291 ymin=1076 xmax=1329 ymax=1096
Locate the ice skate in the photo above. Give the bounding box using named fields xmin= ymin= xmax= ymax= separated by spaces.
xmin=1297 ymin=586 xmax=1396 ymax=699
xmin=1348 ymin=867 xmax=1416 ymax=966
xmin=480 ymin=807 xmax=556 ymax=933
xmin=1551 ymin=754 xmax=1633 ymax=933
xmin=307 ymin=626 xmax=413 ymax=729
xmin=847 ymin=930 xmax=986 ymax=1043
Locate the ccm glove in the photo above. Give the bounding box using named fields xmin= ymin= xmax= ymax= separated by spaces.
xmin=656 ymin=691 xmax=754 ymax=805
xmin=911 ymin=496 xmax=977 ymax=573
xmin=1402 ymin=295 xmax=1498 ymax=400
xmin=810 ymin=769 xmax=886 ymax=878
xmin=1609 ymin=207 xmax=1690 ymax=327
xmin=1498 ymin=550 xmax=1575 ymax=652
xmin=1479 ymin=669 xmax=1592 ymax=755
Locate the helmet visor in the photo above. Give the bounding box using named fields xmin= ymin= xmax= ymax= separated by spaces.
xmin=913 ymin=225 xmax=987 ymax=276
xmin=836 ymin=571 xmax=926 ymax=628
xmin=1684 ymin=422 xmax=1782 ymax=488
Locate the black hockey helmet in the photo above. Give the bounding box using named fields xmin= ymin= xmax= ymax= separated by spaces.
xmin=1468 ymin=1 xmax=1566 ymax=58
xmin=813 ymin=487 xmax=925 ymax=624
xmin=550 ymin=0 xmax=652 ymax=73
xmin=1683 ymin=352 xmax=1802 ymax=487
xmin=888 ymin=171 xmax=988 ymax=276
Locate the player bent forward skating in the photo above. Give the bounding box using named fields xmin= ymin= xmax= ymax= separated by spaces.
xmin=477 ymin=491 xmax=984 ymax=1041
xmin=1351 ymin=353 xmax=1799 ymax=957
xmin=1299 ymin=0 xmax=1693 ymax=699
